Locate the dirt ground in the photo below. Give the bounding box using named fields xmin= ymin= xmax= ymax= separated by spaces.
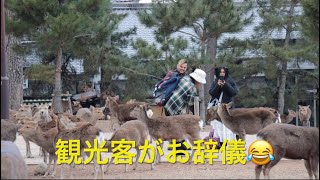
xmin=15 ymin=120 xmax=318 ymax=179
xmin=27 ymin=160 xmax=313 ymax=179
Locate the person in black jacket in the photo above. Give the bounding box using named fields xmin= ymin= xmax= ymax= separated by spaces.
xmin=208 ymin=67 xmax=239 ymax=147
xmin=209 ymin=67 xmax=239 ymax=104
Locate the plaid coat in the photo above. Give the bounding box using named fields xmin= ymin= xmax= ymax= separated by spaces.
xmin=164 ymin=75 xmax=197 ymax=116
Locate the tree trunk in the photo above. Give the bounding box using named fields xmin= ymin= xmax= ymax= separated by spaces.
xmin=277 ymin=1 xmax=295 ymax=114
xmin=6 ymin=35 xmax=23 ymax=110
xmin=52 ymin=45 xmax=63 ymax=113
xmin=277 ymin=62 xmax=287 ymax=115
xmin=200 ymin=36 xmax=218 ymax=121
xmin=205 ymin=36 xmax=218 ymax=102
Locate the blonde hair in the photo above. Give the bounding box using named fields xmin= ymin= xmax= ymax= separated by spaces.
xmin=178 ymin=59 xmax=187 ymax=65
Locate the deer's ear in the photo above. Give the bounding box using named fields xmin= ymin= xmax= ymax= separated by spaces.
xmin=226 ymin=102 xmax=233 ymax=109
xmin=298 ymin=105 xmax=301 ymax=108
xmin=307 ymin=105 xmax=310 ymax=108
xmin=114 ymin=95 xmax=119 ymax=101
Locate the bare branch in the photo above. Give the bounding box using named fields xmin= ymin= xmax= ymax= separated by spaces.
xmin=73 ymin=33 xmax=96 ymax=39
xmin=122 ymin=67 xmax=162 ymax=80
xmin=176 ymin=30 xmax=200 ymax=40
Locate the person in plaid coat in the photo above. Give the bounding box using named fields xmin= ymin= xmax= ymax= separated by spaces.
xmin=164 ymin=68 xmax=206 ymax=116
xmin=164 ymin=68 xmax=206 ymax=153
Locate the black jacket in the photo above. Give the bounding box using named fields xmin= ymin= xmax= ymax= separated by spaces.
xmin=209 ymin=77 xmax=239 ymax=104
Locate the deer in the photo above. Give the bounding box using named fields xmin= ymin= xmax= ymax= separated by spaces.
xmin=129 ymin=104 xmax=203 ymax=164
xmin=104 ymin=95 xmax=153 ymax=125
xmin=54 ymin=117 xmax=105 ymax=179
xmin=215 ymin=102 xmax=278 ymax=141
xmin=103 ymin=120 xmax=154 ymax=173
xmin=206 ymin=106 xmax=278 ymax=125
xmin=280 ymin=109 xmax=297 ymax=124
xmin=255 ymin=123 xmax=319 ymax=179
xmin=298 ymin=105 xmax=312 ymax=126
xmin=18 ymin=119 xmax=59 ymax=177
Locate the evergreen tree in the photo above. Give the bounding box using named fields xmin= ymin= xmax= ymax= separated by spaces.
xmin=219 ymin=0 xmax=319 ymax=114
xmin=6 ymin=0 xmax=124 ymax=113
xmin=137 ymin=0 xmax=254 ymax=119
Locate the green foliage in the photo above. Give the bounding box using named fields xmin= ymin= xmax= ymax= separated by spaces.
xmin=300 ymin=0 xmax=319 ymax=43
xmin=25 ymin=64 xmax=55 ymax=84
xmin=6 ymin=0 xmax=129 ymax=101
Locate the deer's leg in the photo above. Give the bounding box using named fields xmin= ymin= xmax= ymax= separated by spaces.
xmin=307 ymin=121 xmax=310 ymax=127
xmin=70 ymin=162 xmax=75 ymax=179
xmin=147 ymin=148 xmax=155 ymax=170
xmin=24 ymin=138 xmax=33 ymax=158
xmin=43 ymin=150 xmax=47 ymax=164
xmin=133 ymin=148 xmax=140 ymax=171
xmin=304 ymin=159 xmax=313 ymax=179
xmin=239 ymin=129 xmax=246 ymax=142
xmin=188 ymin=134 xmax=202 ymax=164
xmin=92 ymin=155 xmax=103 ymax=179
xmin=44 ymin=154 xmax=53 ymax=177
xmin=104 ymin=155 xmax=114 ymax=173
xmin=156 ymin=143 xmax=164 ymax=164
xmin=51 ymin=155 xmax=57 ymax=177
xmin=310 ymin=155 xmax=319 ymax=179
xmin=60 ymin=164 xmax=66 ymax=179
xmin=263 ymin=148 xmax=284 ymax=179
xmin=255 ymin=165 xmax=263 ymax=179
xmin=39 ymin=146 xmax=44 ymax=157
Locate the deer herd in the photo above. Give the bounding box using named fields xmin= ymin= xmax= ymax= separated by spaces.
xmin=1 ymin=95 xmax=318 ymax=179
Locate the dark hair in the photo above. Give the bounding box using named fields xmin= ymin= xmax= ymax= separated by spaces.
xmin=215 ymin=67 xmax=229 ymax=79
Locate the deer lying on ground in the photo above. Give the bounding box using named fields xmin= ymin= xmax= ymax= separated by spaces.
xmin=255 ymin=123 xmax=319 ymax=179
xmin=1 ymin=141 xmax=28 ymax=179
xmin=104 ymin=96 xmax=153 ymax=125
xmin=103 ymin=120 xmax=154 ymax=173
xmin=214 ymin=102 xmax=278 ymax=141
xmin=299 ymin=105 xmax=312 ymax=126
xmin=129 ymin=104 xmax=203 ymax=164
xmin=76 ymin=106 xmax=105 ymax=125
xmin=1 ymin=119 xmax=18 ymax=142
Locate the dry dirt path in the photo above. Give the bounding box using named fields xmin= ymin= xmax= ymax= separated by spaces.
xmin=13 ymin=121 xmax=317 ymax=179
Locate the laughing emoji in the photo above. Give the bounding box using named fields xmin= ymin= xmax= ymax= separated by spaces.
xmin=247 ymin=140 xmax=274 ymax=165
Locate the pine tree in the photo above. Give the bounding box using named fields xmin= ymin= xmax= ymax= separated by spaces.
xmin=6 ymin=0 xmax=124 ymax=113
xmin=219 ymin=0 xmax=319 ymax=115
xmin=137 ymin=0 xmax=254 ymax=118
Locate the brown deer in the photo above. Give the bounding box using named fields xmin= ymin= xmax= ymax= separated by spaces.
xmin=54 ymin=117 xmax=104 ymax=179
xmin=255 ymin=123 xmax=319 ymax=179
xmin=298 ymin=105 xmax=312 ymax=126
xmin=129 ymin=104 xmax=203 ymax=164
xmin=104 ymin=95 xmax=153 ymax=125
xmin=280 ymin=109 xmax=297 ymax=124
xmin=18 ymin=121 xmax=59 ymax=177
xmin=216 ymin=102 xmax=278 ymax=141
xmin=206 ymin=106 xmax=280 ymax=125
xmin=103 ymin=120 xmax=154 ymax=173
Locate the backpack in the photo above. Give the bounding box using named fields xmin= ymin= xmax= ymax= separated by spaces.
xmin=153 ymin=72 xmax=182 ymax=106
